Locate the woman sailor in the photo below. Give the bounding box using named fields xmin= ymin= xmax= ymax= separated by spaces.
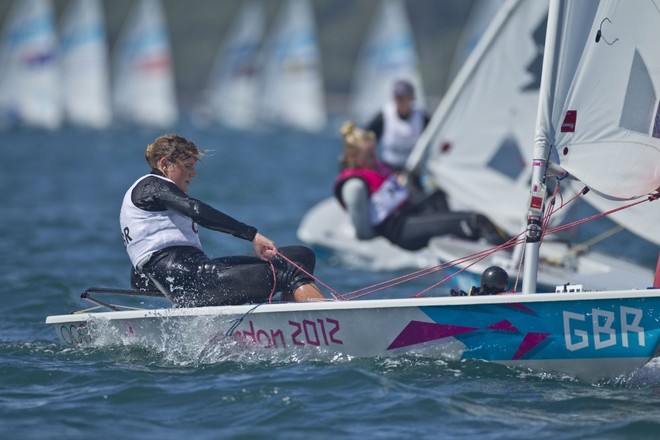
xmin=334 ymin=122 xmax=508 ymax=251
xmin=120 ymin=134 xmax=325 ymax=307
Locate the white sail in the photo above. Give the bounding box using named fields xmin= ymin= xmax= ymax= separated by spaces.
xmin=204 ymin=1 xmax=264 ymax=129
xmin=0 ymin=0 xmax=62 ymax=129
xmin=407 ymin=0 xmax=549 ymax=236
xmin=349 ymin=0 xmax=425 ymax=125
xmin=446 ymin=0 xmax=506 ymax=82
xmin=60 ymin=0 xmax=111 ymax=129
xmin=299 ymin=0 xmax=655 ymax=288
xmin=112 ymin=0 xmax=178 ymax=128
xmin=534 ymin=0 xmax=660 ymax=247
xmin=259 ymin=0 xmax=326 ymax=132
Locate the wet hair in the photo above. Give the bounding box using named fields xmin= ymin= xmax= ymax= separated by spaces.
xmin=339 ymin=121 xmax=376 ymax=170
xmin=145 ymin=134 xmax=205 ymax=169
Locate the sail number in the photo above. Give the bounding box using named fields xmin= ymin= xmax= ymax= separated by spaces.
xmin=563 ymin=307 xmax=645 ymax=351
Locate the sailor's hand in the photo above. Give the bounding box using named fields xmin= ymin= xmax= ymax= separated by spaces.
xmin=253 ymin=233 xmax=277 ymax=260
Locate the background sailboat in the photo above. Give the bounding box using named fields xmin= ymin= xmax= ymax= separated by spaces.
xmin=60 ymin=0 xmax=111 ymax=129
xmin=348 ymin=0 xmax=425 ymax=126
xmin=0 ymin=0 xmax=62 ymax=129
xmin=299 ymin=0 xmax=655 ymax=290
xmin=202 ymin=1 xmax=264 ymax=130
xmin=112 ymin=0 xmax=178 ymax=128
xmin=258 ymin=0 xmax=326 ymax=133
xmin=408 ymin=0 xmax=548 ymax=236
xmin=298 ymin=0 xmax=546 ymax=274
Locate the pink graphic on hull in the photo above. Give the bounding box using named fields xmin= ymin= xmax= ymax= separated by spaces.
xmin=387 ymin=321 xmax=479 ymax=350
xmin=487 ymin=320 xmax=519 ymax=333
xmin=513 ymin=332 xmax=550 ymax=360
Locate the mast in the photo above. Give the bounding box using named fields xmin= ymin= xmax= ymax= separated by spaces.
xmin=522 ymin=0 xmax=564 ymax=293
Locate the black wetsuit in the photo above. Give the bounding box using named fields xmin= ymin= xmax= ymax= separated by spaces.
xmin=129 ymin=170 xmax=316 ymax=307
xmin=375 ymin=191 xmax=507 ymax=251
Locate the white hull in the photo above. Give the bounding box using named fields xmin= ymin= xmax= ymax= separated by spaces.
xmin=46 ymin=289 xmax=660 ymax=381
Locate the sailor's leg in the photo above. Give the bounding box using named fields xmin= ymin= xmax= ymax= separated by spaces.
xmin=281 ymin=283 xmax=325 ymax=302
xmin=391 ymin=212 xmax=477 ymax=250
xmin=272 ymin=246 xmax=325 ymax=301
xmin=391 ymin=212 xmax=509 ymax=250
xmin=143 ymin=245 xmax=324 ymax=306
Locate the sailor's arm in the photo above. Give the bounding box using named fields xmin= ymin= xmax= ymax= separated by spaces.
xmin=342 ymin=178 xmax=377 ymax=240
xmin=134 ymin=176 xmax=257 ymax=241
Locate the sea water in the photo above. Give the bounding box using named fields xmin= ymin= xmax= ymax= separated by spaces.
xmin=2 ymin=123 xmax=659 ymax=439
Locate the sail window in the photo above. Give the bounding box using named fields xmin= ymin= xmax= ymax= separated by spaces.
xmin=619 ymin=50 xmax=656 ymax=135
xmin=487 ymin=136 xmax=525 ymax=180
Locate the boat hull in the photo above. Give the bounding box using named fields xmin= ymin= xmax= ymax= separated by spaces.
xmin=46 ymin=289 xmax=660 ymax=381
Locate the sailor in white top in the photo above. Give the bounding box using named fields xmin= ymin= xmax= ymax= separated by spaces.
xmin=365 ymin=79 xmax=430 ymax=171
xmin=121 ymin=134 xmax=325 ymax=306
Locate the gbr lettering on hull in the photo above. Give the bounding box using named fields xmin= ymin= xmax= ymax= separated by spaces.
xmin=563 ymin=306 xmax=645 ymax=351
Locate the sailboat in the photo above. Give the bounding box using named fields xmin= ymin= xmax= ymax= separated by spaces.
xmin=348 ymin=0 xmax=425 ymax=125
xmin=258 ymin=0 xmax=326 ymax=133
xmin=201 ymin=1 xmax=264 ymax=130
xmin=46 ymin=0 xmax=660 ymax=382
xmin=297 ymin=0 xmax=655 ymax=291
xmin=112 ymin=0 xmax=178 ymax=128
xmin=60 ymin=0 xmax=112 ymax=129
xmin=0 ymin=0 xmax=62 ymax=129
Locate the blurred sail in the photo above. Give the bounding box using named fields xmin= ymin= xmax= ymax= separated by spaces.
xmin=60 ymin=0 xmax=111 ymax=129
xmin=259 ymin=0 xmax=326 ymax=132
xmin=204 ymin=1 xmax=264 ymax=129
xmin=0 ymin=0 xmax=62 ymax=129
xmin=349 ymin=0 xmax=424 ymax=125
xmin=407 ymin=0 xmax=549 ymax=235
xmin=112 ymin=0 xmax=178 ymax=127
xmin=447 ymin=0 xmax=506 ymax=82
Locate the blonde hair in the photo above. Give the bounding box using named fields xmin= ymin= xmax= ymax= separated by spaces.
xmin=145 ymin=134 xmax=205 ymax=169
xmin=339 ymin=121 xmax=376 ymax=170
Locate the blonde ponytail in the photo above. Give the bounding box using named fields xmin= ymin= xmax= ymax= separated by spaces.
xmin=338 ymin=121 xmax=376 ymax=170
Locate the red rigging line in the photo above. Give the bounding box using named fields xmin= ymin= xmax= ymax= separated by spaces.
xmin=277 ymin=191 xmax=658 ymax=301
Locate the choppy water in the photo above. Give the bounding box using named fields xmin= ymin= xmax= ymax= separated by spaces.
xmin=2 ymin=123 xmax=660 ymax=439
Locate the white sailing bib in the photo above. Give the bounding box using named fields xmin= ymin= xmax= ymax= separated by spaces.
xmin=369 ymin=175 xmax=409 ymax=225
xmin=120 ymin=175 xmax=202 ymax=268
xmin=380 ymin=102 xmax=426 ymax=168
